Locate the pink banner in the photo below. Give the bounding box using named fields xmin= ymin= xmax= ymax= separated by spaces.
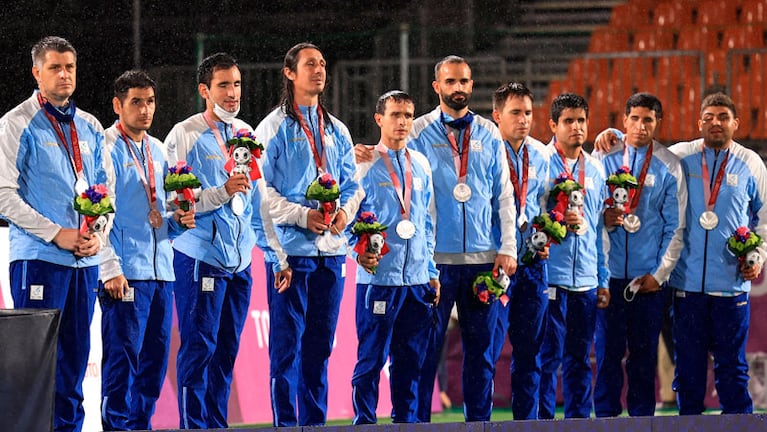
xmin=149 ymin=249 xmax=398 ymax=428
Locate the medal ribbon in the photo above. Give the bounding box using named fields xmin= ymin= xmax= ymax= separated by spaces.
xmin=294 ymin=103 xmax=327 ymax=172
xmin=37 ymin=93 xmax=86 ymax=185
xmin=700 ymin=143 xmax=729 ymax=212
xmin=118 ymin=123 xmax=158 ymax=211
xmin=376 ymin=143 xmax=412 ymax=220
xmin=505 ymin=140 xmax=529 ymax=220
xmin=443 ymin=121 xmax=471 ymax=185
xmin=554 ymin=139 xmax=585 ymax=190
xmin=202 ymin=111 xmax=235 ymax=165
xmin=622 ymin=141 xmax=654 ymax=214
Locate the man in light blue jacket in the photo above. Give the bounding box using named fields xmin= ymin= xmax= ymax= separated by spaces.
xmin=349 ymin=90 xmax=440 ymax=424
xmin=668 ymin=92 xmax=767 ymax=415
xmin=538 ymin=93 xmax=610 ymax=419
xmin=257 ymin=42 xmax=361 ymax=427
xmin=0 ymin=36 xmax=109 ymax=432
xmin=491 ymin=82 xmax=551 ymax=420
xmin=98 ymin=70 xmax=195 ymax=431
xmin=408 ymin=56 xmax=518 ymax=422
xmin=592 ymin=92 xmax=686 ymax=417
xmin=165 ymin=52 xmax=290 ymax=429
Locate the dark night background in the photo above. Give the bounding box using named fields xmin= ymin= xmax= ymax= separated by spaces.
xmin=0 ymin=0 xmax=519 ymax=138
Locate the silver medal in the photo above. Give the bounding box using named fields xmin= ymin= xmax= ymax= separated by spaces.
xmin=396 ymin=220 xmax=416 ymax=240
xmin=623 ymin=214 xmax=641 ymax=233
xmin=699 ymin=210 xmax=719 ymax=230
xmin=231 ymin=194 xmax=245 ymax=216
xmin=453 ymin=183 xmax=472 ymax=202
xmin=575 ymin=223 xmax=588 ymax=236
xmin=75 ymin=178 xmax=89 ymax=195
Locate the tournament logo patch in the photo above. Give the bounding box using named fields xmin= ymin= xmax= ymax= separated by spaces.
xmin=373 ymin=301 xmax=386 ymax=315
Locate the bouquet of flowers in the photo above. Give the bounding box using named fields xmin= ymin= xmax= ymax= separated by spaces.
xmin=549 ymin=172 xmax=584 ymax=232
xmin=74 ymin=184 xmax=114 ymax=235
xmin=727 ymin=226 xmax=764 ymax=268
xmin=351 ymin=211 xmax=390 ymax=274
xmin=521 ymin=210 xmax=567 ymax=265
xmin=472 ymin=269 xmax=511 ymax=306
xmin=306 ymin=172 xmax=341 ymax=225
xmin=605 ymin=166 xmax=639 ymax=213
xmin=225 ymin=128 xmax=264 ymax=181
xmin=164 ymin=161 xmax=201 ymax=228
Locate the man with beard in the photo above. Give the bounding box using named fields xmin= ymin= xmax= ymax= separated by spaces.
xmin=164 ymin=52 xmax=290 ymax=429
xmin=407 ymin=55 xmax=517 ymax=422
xmin=665 ymin=93 xmax=765 ymax=415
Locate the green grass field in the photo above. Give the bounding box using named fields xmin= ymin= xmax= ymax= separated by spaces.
xmin=236 ymin=404 xmax=695 ymax=427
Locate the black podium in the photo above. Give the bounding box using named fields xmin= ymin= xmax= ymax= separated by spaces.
xmin=0 ymin=308 xmax=60 ymax=432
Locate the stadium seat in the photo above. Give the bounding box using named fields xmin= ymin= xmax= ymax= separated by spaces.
xmin=610 ymin=1 xmax=654 ymax=29
xmin=741 ymin=0 xmax=766 ymax=24
xmin=705 ymin=49 xmax=727 ymax=85
xmin=698 ymin=0 xmax=739 ymax=26
xmin=678 ymin=25 xmax=724 ymax=50
xmin=654 ymin=1 xmax=697 ymax=28
xmin=633 ymin=28 xmax=677 ymax=51
xmin=589 ymin=27 xmax=631 ymax=53
xmin=722 ymin=25 xmax=767 ymax=49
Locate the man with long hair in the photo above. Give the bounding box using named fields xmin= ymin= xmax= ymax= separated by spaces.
xmin=256 ymin=42 xmax=362 ymax=427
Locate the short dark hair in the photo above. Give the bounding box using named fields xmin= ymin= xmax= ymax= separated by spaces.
xmin=31 ymin=36 xmax=76 ymax=68
xmin=197 ymin=52 xmax=238 ymax=87
xmin=625 ymin=92 xmax=663 ymax=120
xmin=114 ymin=70 xmax=156 ymax=103
xmin=434 ymin=55 xmax=468 ymax=80
xmin=493 ymin=82 xmax=534 ymax=111
xmin=700 ymin=92 xmax=737 ymax=118
xmin=375 ymin=90 xmax=414 ymax=115
xmin=550 ymin=92 xmax=589 ymax=124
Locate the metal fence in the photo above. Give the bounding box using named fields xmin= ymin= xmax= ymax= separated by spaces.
xmin=149 ymin=48 xmax=766 ymax=147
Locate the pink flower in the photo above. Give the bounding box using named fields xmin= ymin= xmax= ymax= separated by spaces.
xmin=735 ymin=226 xmax=751 ymax=243
xmin=359 ymin=211 xmax=377 ymax=224
xmin=549 ymin=210 xmax=565 ymax=223
xmin=318 ymin=172 xmax=337 ymax=188
xmin=235 ymin=128 xmax=256 ymax=140
xmin=92 ymin=184 xmax=108 ymax=196
xmin=555 ymin=172 xmax=574 ymax=184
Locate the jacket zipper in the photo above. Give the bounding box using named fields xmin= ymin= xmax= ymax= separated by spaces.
xmin=701 ymin=150 xmax=720 ymax=292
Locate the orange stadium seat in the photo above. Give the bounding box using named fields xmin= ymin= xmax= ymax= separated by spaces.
xmin=589 ymin=27 xmax=631 ymax=53
xmin=678 ymin=25 xmax=723 ymax=50
xmin=698 ymin=0 xmax=739 ymax=26
xmin=532 ymin=105 xmax=551 ymax=142
xmin=742 ymin=0 xmax=766 ymax=24
xmin=723 ymin=25 xmax=767 ymax=49
xmin=705 ymin=49 xmax=727 ymax=85
xmin=633 ymin=28 xmax=677 ymax=51
xmin=654 ymin=1 xmax=698 ymax=28
xmin=610 ymin=1 xmax=654 ymax=29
